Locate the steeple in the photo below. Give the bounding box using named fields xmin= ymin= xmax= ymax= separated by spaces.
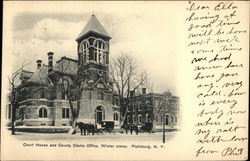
xmin=76 ymin=14 xmax=111 ymax=41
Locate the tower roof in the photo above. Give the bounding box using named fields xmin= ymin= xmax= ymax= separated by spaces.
xmin=76 ymin=14 xmax=111 ymax=41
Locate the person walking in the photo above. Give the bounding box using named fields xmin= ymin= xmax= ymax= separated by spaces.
xmin=130 ymin=125 xmax=133 ymax=135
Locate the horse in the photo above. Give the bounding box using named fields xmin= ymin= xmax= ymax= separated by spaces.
xmin=130 ymin=124 xmax=139 ymax=135
xmin=121 ymin=124 xmax=138 ymax=135
xmin=121 ymin=124 xmax=129 ymax=134
xmin=75 ymin=122 xmax=95 ymax=136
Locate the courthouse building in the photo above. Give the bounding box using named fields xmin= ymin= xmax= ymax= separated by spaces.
xmin=6 ymin=14 xmax=121 ymax=127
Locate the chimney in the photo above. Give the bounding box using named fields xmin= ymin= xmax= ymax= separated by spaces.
xmin=47 ymin=52 xmax=54 ymax=72
xmin=36 ymin=60 xmax=42 ymax=69
xmin=130 ymin=91 xmax=134 ymax=97
xmin=142 ymin=88 xmax=146 ymax=95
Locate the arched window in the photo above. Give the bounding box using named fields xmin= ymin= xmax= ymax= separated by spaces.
xmin=95 ymin=106 xmax=105 ymax=124
xmin=175 ymin=116 xmax=177 ymax=123
xmin=94 ymin=40 xmax=106 ymax=64
xmin=171 ymin=115 xmax=174 ymax=123
xmin=138 ymin=102 xmax=142 ymax=111
xmin=81 ymin=41 xmax=89 ymax=62
xmin=113 ymin=113 xmax=119 ymax=121
xmin=155 ymin=115 xmax=158 ymax=122
xmin=138 ymin=115 xmax=142 ymax=124
xmin=165 ymin=115 xmax=169 ymax=125
xmin=39 ymin=107 xmax=47 ymax=118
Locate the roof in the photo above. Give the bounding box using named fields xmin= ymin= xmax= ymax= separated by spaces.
xmin=76 ymin=14 xmax=111 ymax=41
xmin=53 ymin=57 xmax=78 ymax=75
xmin=26 ymin=65 xmax=50 ymax=85
xmin=20 ymin=70 xmax=33 ymax=79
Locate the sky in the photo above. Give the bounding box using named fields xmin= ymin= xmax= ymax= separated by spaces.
xmin=5 ymin=1 xmax=185 ymax=96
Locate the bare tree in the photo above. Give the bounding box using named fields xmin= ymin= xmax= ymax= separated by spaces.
xmin=54 ymin=58 xmax=84 ymax=129
xmin=109 ymin=53 xmax=151 ymax=126
xmin=8 ymin=63 xmax=29 ymax=135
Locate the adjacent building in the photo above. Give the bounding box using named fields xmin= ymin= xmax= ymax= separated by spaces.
xmin=124 ymin=89 xmax=180 ymax=130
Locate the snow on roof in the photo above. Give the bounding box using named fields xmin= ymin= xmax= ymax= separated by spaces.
xmin=20 ymin=70 xmax=33 ymax=79
xmin=26 ymin=65 xmax=49 ymax=85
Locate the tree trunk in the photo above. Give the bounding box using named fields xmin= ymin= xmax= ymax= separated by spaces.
xmin=11 ymin=86 xmax=15 ymax=135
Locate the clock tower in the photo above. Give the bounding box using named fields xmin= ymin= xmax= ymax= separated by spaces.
xmin=76 ymin=14 xmax=111 ymax=87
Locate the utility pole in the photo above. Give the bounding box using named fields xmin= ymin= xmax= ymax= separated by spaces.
xmin=162 ymin=92 xmax=167 ymax=143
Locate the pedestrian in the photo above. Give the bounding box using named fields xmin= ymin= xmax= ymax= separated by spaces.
xmin=135 ymin=125 xmax=138 ymax=135
xmin=125 ymin=125 xmax=128 ymax=134
xmin=130 ymin=125 xmax=133 ymax=135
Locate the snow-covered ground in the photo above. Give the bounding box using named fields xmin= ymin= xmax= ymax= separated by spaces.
xmin=11 ymin=131 xmax=177 ymax=143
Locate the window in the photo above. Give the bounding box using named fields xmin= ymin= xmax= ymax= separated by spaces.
xmin=39 ymin=108 xmax=47 ymax=118
xmin=113 ymin=113 xmax=119 ymax=121
xmin=81 ymin=41 xmax=89 ymax=62
xmin=155 ymin=115 xmax=158 ymax=122
xmin=145 ymin=114 xmax=148 ymax=122
xmin=171 ymin=115 xmax=174 ymax=123
xmin=62 ymin=108 xmax=70 ymax=119
xmin=95 ymin=106 xmax=105 ymax=123
xmin=41 ymin=89 xmax=46 ymax=98
xmin=155 ymin=100 xmax=159 ymax=109
xmin=160 ymin=115 xmax=163 ymax=122
xmin=175 ymin=116 xmax=177 ymax=123
xmin=97 ymin=92 xmax=104 ymax=100
xmin=133 ymin=115 xmax=136 ymax=124
xmin=132 ymin=104 xmax=135 ymax=112
xmin=138 ymin=103 xmax=141 ymax=111
xmin=63 ymin=79 xmax=69 ymax=91
xmin=146 ymin=114 xmax=150 ymax=122
xmin=165 ymin=115 xmax=169 ymax=125
xmin=138 ymin=115 xmax=142 ymax=124
xmin=113 ymin=97 xmax=118 ymax=106
xmin=94 ymin=40 xmax=106 ymax=64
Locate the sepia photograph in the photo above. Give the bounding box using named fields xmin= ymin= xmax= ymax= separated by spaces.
xmin=1 ymin=1 xmax=248 ymax=160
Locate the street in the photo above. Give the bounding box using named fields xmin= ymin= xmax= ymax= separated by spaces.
xmin=12 ymin=131 xmax=177 ymax=143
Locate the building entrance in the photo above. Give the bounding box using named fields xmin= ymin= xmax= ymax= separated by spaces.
xmin=95 ymin=106 xmax=105 ymax=124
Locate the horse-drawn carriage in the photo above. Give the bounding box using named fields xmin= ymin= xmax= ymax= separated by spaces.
xmin=74 ymin=121 xmax=115 ymax=135
xmin=98 ymin=121 xmax=115 ymax=133
xmin=121 ymin=122 xmax=153 ymax=134
xmin=139 ymin=122 xmax=153 ymax=133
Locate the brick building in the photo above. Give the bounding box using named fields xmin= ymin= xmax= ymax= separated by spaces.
xmin=124 ymin=89 xmax=180 ymax=130
xmin=8 ymin=14 xmax=121 ymax=128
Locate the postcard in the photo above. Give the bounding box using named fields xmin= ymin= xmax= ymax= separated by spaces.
xmin=1 ymin=1 xmax=249 ymax=160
